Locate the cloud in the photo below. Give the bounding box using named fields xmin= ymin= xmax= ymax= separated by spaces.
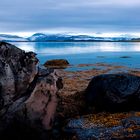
xmin=0 ymin=0 xmax=140 ymax=34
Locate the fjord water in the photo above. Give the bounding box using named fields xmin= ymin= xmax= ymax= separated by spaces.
xmin=13 ymin=42 xmax=140 ymax=69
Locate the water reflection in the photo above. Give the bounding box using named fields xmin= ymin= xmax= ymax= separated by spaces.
xmin=12 ymin=42 xmax=140 ymax=68
xmin=14 ymin=42 xmax=36 ymax=52
xmin=13 ymin=42 xmax=140 ymax=56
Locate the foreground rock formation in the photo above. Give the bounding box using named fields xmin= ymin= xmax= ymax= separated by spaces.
xmin=59 ymin=69 xmax=140 ymax=139
xmin=0 ymin=42 xmax=63 ymax=139
xmin=1 ymin=41 xmax=140 ymax=140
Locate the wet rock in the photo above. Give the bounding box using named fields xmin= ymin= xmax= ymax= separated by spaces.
xmin=44 ymin=59 xmax=69 ymax=69
xmin=85 ymin=73 xmax=140 ymax=111
xmin=65 ymin=112 xmax=140 ymax=140
xmin=120 ymin=56 xmax=131 ymax=58
xmin=0 ymin=42 xmax=63 ymax=139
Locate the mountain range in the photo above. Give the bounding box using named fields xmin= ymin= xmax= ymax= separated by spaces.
xmin=0 ymin=33 xmax=140 ymax=42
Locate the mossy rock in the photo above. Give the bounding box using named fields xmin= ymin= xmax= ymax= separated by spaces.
xmin=44 ymin=59 xmax=69 ymax=69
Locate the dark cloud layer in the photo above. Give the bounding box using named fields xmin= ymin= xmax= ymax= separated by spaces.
xmin=0 ymin=0 xmax=140 ymax=33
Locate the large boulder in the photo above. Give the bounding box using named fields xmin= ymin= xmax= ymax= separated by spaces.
xmin=0 ymin=42 xmax=63 ymax=139
xmin=85 ymin=73 xmax=140 ymax=111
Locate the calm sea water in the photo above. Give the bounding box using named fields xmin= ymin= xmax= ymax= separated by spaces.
xmin=12 ymin=42 xmax=140 ymax=69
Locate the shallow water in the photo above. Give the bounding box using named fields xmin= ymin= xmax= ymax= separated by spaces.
xmin=12 ymin=42 xmax=140 ymax=69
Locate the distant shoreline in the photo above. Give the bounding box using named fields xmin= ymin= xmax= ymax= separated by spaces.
xmin=5 ymin=40 xmax=140 ymax=43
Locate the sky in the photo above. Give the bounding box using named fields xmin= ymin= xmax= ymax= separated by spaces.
xmin=1 ymin=0 xmax=140 ymax=37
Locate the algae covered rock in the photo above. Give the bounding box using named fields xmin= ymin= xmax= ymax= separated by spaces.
xmin=65 ymin=112 xmax=140 ymax=140
xmin=44 ymin=59 xmax=69 ymax=69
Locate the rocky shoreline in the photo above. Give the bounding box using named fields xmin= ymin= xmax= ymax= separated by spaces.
xmin=56 ymin=63 xmax=140 ymax=139
xmin=1 ymin=42 xmax=140 ymax=139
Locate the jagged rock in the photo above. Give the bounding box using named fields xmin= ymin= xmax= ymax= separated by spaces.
xmin=44 ymin=59 xmax=69 ymax=69
xmin=85 ymin=73 xmax=140 ymax=111
xmin=0 ymin=42 xmax=63 ymax=139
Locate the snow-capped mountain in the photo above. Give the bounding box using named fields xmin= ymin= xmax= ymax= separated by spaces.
xmin=28 ymin=33 xmax=109 ymax=41
xmin=1 ymin=33 xmax=140 ymax=42
xmin=28 ymin=33 xmax=78 ymax=41
xmin=0 ymin=34 xmax=28 ymax=42
xmin=28 ymin=33 xmax=140 ymax=42
xmin=28 ymin=33 xmax=47 ymax=41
